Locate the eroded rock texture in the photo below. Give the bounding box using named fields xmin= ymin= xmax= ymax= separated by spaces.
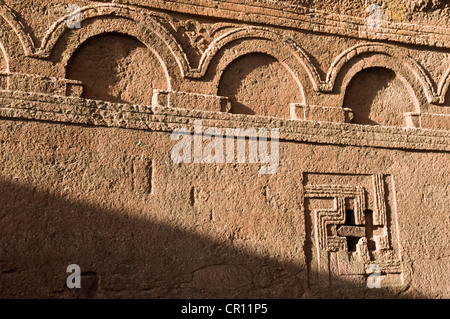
xmin=0 ymin=0 xmax=448 ymax=298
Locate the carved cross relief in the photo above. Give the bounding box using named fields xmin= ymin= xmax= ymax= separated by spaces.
xmin=304 ymin=173 xmax=405 ymax=288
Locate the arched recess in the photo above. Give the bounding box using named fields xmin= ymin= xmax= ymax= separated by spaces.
xmin=44 ymin=8 xmax=187 ymax=90
xmin=329 ymin=44 xmax=437 ymax=109
xmin=0 ymin=3 xmax=190 ymax=80
xmin=66 ymin=33 xmax=169 ymax=105
xmin=343 ymin=67 xmax=420 ymax=127
xmin=200 ymin=27 xmax=318 ymax=102
xmin=218 ymin=53 xmax=304 ymax=118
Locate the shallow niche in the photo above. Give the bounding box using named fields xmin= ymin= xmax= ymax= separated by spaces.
xmin=218 ymin=53 xmax=303 ymax=118
xmin=343 ymin=67 xmax=418 ymax=127
xmin=66 ymin=33 xmax=168 ymax=105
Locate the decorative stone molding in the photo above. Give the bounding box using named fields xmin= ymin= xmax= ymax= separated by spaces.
xmin=0 ymin=2 xmax=449 ymax=115
xmin=0 ymin=90 xmax=448 ymax=152
xmin=4 ymin=1 xmax=448 ymax=54
xmin=323 ymin=43 xmax=448 ymax=106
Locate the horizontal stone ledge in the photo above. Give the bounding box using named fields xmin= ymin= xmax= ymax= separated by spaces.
xmin=405 ymin=112 xmax=450 ymax=131
xmin=0 ymin=90 xmax=449 ymax=152
xmin=0 ymin=73 xmax=83 ymax=97
xmin=290 ymin=103 xmax=354 ymax=123
xmin=152 ymin=90 xmax=231 ymax=113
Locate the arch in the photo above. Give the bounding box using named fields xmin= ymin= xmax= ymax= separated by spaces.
xmin=0 ymin=3 xmax=190 ymax=78
xmin=2 ymin=2 xmax=448 ymax=106
xmin=0 ymin=3 xmax=33 ymax=72
xmin=60 ymin=19 xmax=177 ymax=90
xmin=343 ymin=67 xmax=420 ymax=127
xmin=13 ymin=3 xmax=191 ymax=91
xmin=194 ymin=27 xmax=320 ymax=96
xmin=327 ymin=43 xmax=442 ymax=106
xmin=339 ymin=56 xmax=422 ymax=113
xmin=35 ymin=4 xmax=185 ymax=61
xmin=0 ymin=3 xmax=33 ymax=57
xmin=66 ymin=32 xmax=169 ymax=105
xmin=218 ymin=52 xmax=304 ymax=118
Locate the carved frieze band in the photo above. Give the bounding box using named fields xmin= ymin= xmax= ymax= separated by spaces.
xmin=0 ymin=3 xmax=449 ymax=105
xmin=3 ymin=1 xmax=447 ymax=53
xmin=0 ymin=90 xmax=449 ymax=152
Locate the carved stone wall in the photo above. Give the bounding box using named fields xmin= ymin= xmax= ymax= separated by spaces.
xmin=0 ymin=0 xmax=448 ymax=298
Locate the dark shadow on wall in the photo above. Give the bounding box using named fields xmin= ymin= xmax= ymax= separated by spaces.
xmin=343 ymin=67 xmax=416 ymax=127
xmin=218 ymin=53 xmax=303 ymax=119
xmin=445 ymin=86 xmax=450 ymax=106
xmin=0 ymin=177 xmax=423 ymax=299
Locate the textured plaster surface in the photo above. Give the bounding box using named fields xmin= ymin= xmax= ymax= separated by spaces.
xmin=0 ymin=0 xmax=448 ymax=298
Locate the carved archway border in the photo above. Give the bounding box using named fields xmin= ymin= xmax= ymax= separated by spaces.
xmin=1 ymin=3 xmax=189 ymax=87
xmin=335 ymin=53 xmax=423 ymax=113
xmin=196 ymin=27 xmax=323 ymax=104
xmin=61 ymin=18 xmax=177 ymax=91
xmin=0 ymin=2 xmax=34 ymax=57
xmin=328 ymin=44 xmax=449 ymax=106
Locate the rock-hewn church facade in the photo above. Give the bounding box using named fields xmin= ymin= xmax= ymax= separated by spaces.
xmin=0 ymin=0 xmax=448 ymax=298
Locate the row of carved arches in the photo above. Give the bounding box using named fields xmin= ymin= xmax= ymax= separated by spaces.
xmin=0 ymin=3 xmax=449 ymax=127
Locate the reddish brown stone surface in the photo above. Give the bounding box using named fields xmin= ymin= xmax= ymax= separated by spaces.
xmin=0 ymin=0 xmax=448 ymax=298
